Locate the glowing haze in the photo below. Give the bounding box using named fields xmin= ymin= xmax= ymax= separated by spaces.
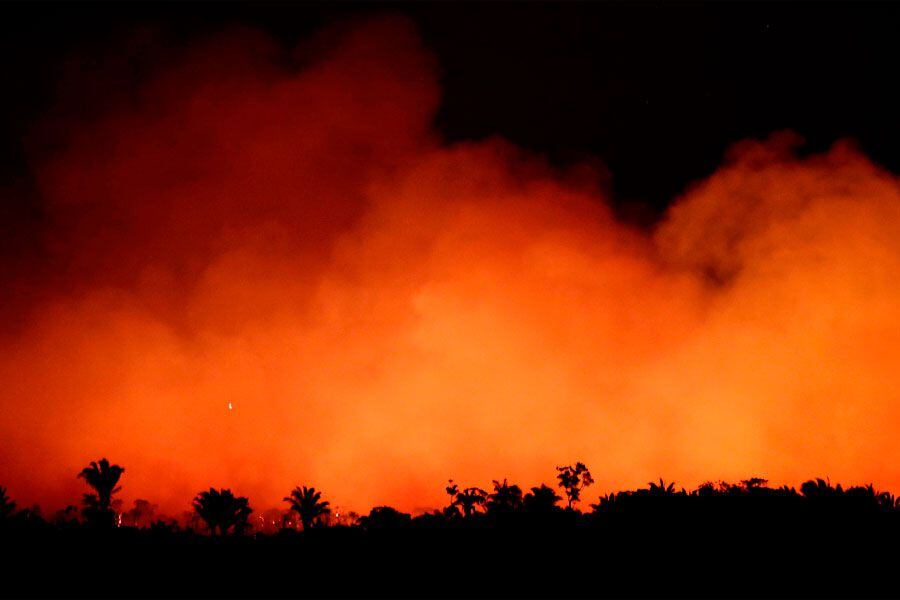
xmin=2 ymin=17 xmax=900 ymax=515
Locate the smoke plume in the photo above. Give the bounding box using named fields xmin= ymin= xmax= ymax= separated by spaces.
xmin=2 ymin=17 xmax=899 ymax=514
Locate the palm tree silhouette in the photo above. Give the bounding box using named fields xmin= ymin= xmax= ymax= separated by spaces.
xmin=78 ymin=458 xmax=124 ymax=527
xmin=647 ymin=478 xmax=678 ymax=496
xmin=591 ymin=491 xmax=629 ymax=513
xmin=486 ymin=479 xmax=523 ymax=515
xmin=451 ymin=486 xmax=488 ymax=517
xmin=0 ymin=486 xmax=16 ymax=520
xmin=192 ymin=488 xmax=252 ymax=535
xmin=283 ymin=486 xmax=331 ymax=531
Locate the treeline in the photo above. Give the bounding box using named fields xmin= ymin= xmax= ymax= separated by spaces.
xmin=3 ymin=457 xmax=900 ymax=534
xmin=4 ymin=458 xmax=900 ymax=598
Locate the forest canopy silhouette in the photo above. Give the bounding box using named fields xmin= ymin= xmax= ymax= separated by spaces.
xmin=3 ymin=458 xmax=900 ymax=597
xmin=2 ymin=14 xmax=900 ymax=521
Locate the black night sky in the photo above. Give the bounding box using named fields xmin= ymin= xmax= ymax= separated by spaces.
xmin=3 ymin=1 xmax=900 ymax=221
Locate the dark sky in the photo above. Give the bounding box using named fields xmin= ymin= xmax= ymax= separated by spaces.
xmin=2 ymin=1 xmax=900 ymax=223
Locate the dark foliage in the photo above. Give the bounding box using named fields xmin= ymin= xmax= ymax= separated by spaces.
xmin=284 ymin=486 xmax=330 ymax=531
xmin=0 ymin=485 xmax=15 ymax=521
xmin=556 ymin=462 xmax=593 ymax=508
xmin=486 ymin=478 xmax=523 ymax=517
xmin=192 ymin=488 xmax=252 ymax=536
xmin=4 ymin=471 xmax=900 ymax=597
xmin=446 ymin=480 xmax=488 ymax=517
xmin=77 ymin=458 xmax=124 ymax=528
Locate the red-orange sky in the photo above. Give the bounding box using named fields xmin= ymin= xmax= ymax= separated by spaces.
xmin=2 ymin=17 xmax=900 ymax=516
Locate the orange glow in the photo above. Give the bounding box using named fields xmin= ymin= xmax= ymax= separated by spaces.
xmin=2 ymin=18 xmax=900 ymax=516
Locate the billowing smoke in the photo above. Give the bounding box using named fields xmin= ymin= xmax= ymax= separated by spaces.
xmin=2 ymin=17 xmax=899 ymax=515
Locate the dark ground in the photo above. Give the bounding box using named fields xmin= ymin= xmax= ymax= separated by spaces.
xmin=5 ymin=492 xmax=900 ymax=598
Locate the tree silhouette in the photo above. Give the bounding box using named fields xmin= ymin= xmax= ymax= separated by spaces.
xmin=53 ymin=505 xmax=80 ymax=527
xmin=180 ymin=509 xmax=204 ymax=532
xmin=693 ymin=481 xmax=722 ymax=497
xmin=125 ymin=499 xmax=157 ymax=528
xmin=556 ymin=462 xmax=594 ymax=508
xmin=358 ymin=506 xmax=411 ymax=530
xmin=17 ymin=503 xmax=43 ymax=525
xmin=647 ymin=478 xmax=678 ymax=496
xmin=283 ymin=486 xmax=331 ymax=531
xmin=876 ymin=489 xmax=898 ymax=511
xmin=801 ymin=478 xmax=841 ymax=499
xmin=149 ymin=518 xmax=179 ymax=535
xmin=741 ymin=477 xmax=769 ymax=490
xmin=443 ymin=480 xmax=462 ymax=518
xmin=0 ymin=486 xmax=16 ymax=521
xmin=447 ymin=482 xmax=488 ymax=517
xmin=523 ymin=484 xmax=562 ymax=513
xmin=192 ymin=488 xmax=252 ymax=536
xmin=486 ymin=479 xmax=523 ymax=516
xmin=78 ymin=458 xmax=124 ymax=527
xmin=591 ymin=491 xmax=628 ymax=513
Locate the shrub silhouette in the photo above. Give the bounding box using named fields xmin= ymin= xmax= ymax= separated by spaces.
xmin=192 ymin=488 xmax=252 ymax=535
xmin=283 ymin=486 xmax=330 ymax=531
xmin=78 ymin=458 xmax=124 ymax=528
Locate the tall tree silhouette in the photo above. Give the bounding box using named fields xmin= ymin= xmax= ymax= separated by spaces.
xmin=78 ymin=458 xmax=124 ymax=527
xmin=486 ymin=479 xmax=523 ymax=516
xmin=283 ymin=486 xmax=331 ymax=531
xmin=0 ymin=486 xmax=16 ymax=521
xmin=556 ymin=462 xmax=594 ymax=508
xmin=192 ymin=488 xmax=252 ymax=536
